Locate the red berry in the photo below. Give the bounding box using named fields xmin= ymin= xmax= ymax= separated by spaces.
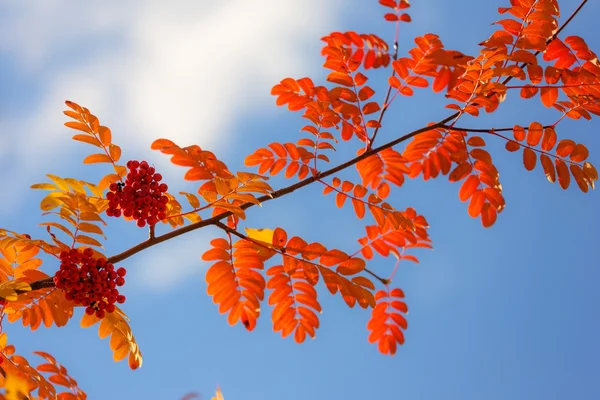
xmin=96 ymin=310 xmax=106 ymax=319
xmin=85 ymin=307 xmax=95 ymax=315
xmin=116 ymin=295 xmax=126 ymax=304
xmin=117 ymin=268 xmax=126 ymax=277
xmin=106 ymin=303 xmax=116 ymax=313
xmin=116 ymin=277 xmax=125 ymax=286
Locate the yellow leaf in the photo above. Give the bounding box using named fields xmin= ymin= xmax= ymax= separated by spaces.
xmin=75 ymin=235 xmax=103 ymax=247
xmin=5 ymin=373 xmax=30 ymax=400
xmin=80 ymin=312 xmax=100 ymax=329
xmin=0 ymin=280 xmax=31 ymax=301
xmin=79 ymin=212 xmax=105 ymax=223
xmin=179 ymin=192 xmax=201 ymax=208
xmin=64 ymin=178 xmax=87 ymax=194
xmin=80 ymin=306 xmax=142 ymax=369
xmin=40 ymin=193 xmax=65 ymax=211
xmin=212 ymin=387 xmax=224 ymax=400
xmin=78 ymin=222 xmax=105 ymax=237
xmin=30 ymin=183 xmax=57 ymax=191
xmin=245 ymin=228 xmax=274 ymax=247
xmin=46 ymin=174 xmax=71 ymax=191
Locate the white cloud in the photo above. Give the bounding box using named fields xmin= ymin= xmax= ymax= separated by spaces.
xmin=0 ymin=0 xmax=340 ymax=213
xmin=0 ymin=0 xmax=343 ymax=289
xmin=130 ymin=231 xmax=212 ymax=292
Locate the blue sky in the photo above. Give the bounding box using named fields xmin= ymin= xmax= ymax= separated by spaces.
xmin=1 ymin=0 xmax=599 ymax=399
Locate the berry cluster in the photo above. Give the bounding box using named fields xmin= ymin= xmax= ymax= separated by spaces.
xmin=105 ymin=160 xmax=169 ymax=228
xmin=53 ymin=248 xmax=126 ymax=319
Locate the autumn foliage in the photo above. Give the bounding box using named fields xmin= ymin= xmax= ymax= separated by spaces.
xmin=1 ymin=0 xmax=599 ymax=398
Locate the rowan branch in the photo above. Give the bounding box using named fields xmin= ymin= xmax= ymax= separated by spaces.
xmin=20 ymin=0 xmax=589 ymax=294
xmin=16 ymin=114 xmax=455 ymax=295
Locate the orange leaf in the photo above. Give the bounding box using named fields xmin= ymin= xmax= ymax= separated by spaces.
xmin=540 ymin=154 xmax=556 ymax=183
xmin=541 ymin=127 xmax=557 ymax=151
xmin=459 ymin=175 xmax=480 ymax=202
xmin=505 ymin=141 xmax=520 ymax=152
xmin=540 ymin=87 xmax=558 ymax=107
xmin=523 ymin=148 xmax=537 ymax=171
xmin=570 ymin=164 xmax=589 ymax=193
xmin=570 ymin=144 xmax=589 ymax=162
xmin=151 ymin=138 xmax=177 ymax=150
xmin=556 ymin=139 xmax=575 ymax=157
xmin=72 ymin=134 xmax=102 ymax=148
xmin=109 ymin=145 xmax=121 ymax=162
xmin=432 ymin=67 xmax=451 ymax=93
xmin=513 ymin=125 xmax=526 ymax=141
xmin=83 ymin=154 xmax=112 ymax=164
xmin=327 ymin=72 xmax=354 ymax=87
xmin=526 ymin=122 xmax=543 ymax=146
xmin=449 ymin=162 xmax=472 ymax=182
xmin=64 ymin=121 xmax=92 ymax=133
xmin=362 ymin=102 xmax=381 ymax=115
xmin=555 ymin=159 xmax=570 ymax=189
xmin=481 ymin=203 xmax=497 ymax=227
xmin=468 ymin=190 xmax=485 ymax=217
xmin=185 ymin=167 xmax=212 ymax=181
xmin=467 ymin=136 xmax=485 ymax=147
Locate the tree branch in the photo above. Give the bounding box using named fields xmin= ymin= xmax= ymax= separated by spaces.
xmin=20 ymin=0 xmax=589 ymax=294
xmin=107 ymin=113 xmax=458 ymax=265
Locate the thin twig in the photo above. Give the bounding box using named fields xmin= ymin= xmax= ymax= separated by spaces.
xmin=214 ymin=222 xmax=389 ymax=285
xmin=441 ymin=124 xmax=552 ymax=133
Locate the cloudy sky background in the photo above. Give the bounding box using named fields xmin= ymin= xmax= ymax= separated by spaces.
xmin=1 ymin=1 xmax=599 ymax=399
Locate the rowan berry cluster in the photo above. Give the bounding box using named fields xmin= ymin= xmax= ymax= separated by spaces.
xmin=105 ymin=160 xmax=169 ymax=227
xmin=53 ymin=248 xmax=126 ymax=319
